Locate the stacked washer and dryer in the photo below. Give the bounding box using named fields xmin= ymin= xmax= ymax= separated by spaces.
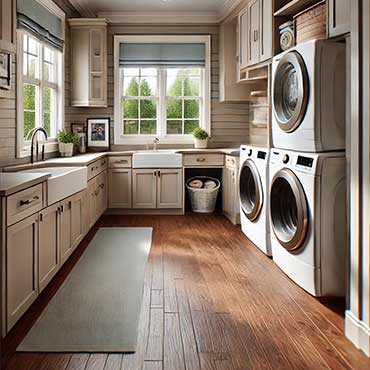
xmin=239 ymin=39 xmax=347 ymax=297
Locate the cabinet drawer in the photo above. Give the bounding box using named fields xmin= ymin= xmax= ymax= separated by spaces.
xmin=7 ymin=184 xmax=43 ymax=226
xmin=108 ymin=156 xmax=132 ymax=168
xmin=183 ymin=154 xmax=225 ymax=167
xmin=225 ymin=155 xmax=239 ymax=168
xmin=87 ymin=158 xmax=107 ymax=180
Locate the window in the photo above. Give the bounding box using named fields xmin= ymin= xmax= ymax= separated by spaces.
xmin=114 ymin=36 xmax=211 ymax=145
xmin=17 ymin=31 xmax=63 ymax=157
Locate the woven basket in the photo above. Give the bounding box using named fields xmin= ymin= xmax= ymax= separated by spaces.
xmin=186 ymin=177 xmax=221 ymax=213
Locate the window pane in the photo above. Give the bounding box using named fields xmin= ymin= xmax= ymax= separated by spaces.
xmin=43 ymin=112 xmax=51 ymax=136
xmin=24 ymin=84 xmax=36 ymax=110
xmin=28 ymin=54 xmax=38 ymax=78
xmin=140 ymin=99 xmax=157 ymax=119
xmin=28 ymin=37 xmax=38 ymax=55
xmin=24 ymin=111 xmax=36 ymax=139
xmin=44 ymin=47 xmax=54 ymax=63
xmin=184 ymin=77 xmax=200 ymax=96
xmin=140 ymin=77 xmax=157 ymax=96
xmin=167 ymin=69 xmax=183 ymax=97
xmin=167 ymin=99 xmax=182 ymax=119
xmin=123 ymin=100 xmax=138 ymax=119
xmin=43 ymin=62 xmax=54 ymax=82
xmin=123 ymin=68 xmax=140 ymax=77
xmin=184 ymin=120 xmax=199 ymax=134
xmin=141 ymin=68 xmax=157 ymax=77
xmin=124 ymin=120 xmax=139 ymax=135
xmin=123 ymin=76 xmax=139 ymax=96
xmin=167 ymin=120 xmax=182 ymax=135
xmin=141 ymin=120 xmax=157 ymax=134
xmin=184 ymin=100 xmax=199 ymax=119
xmin=43 ymin=87 xmax=53 ymax=136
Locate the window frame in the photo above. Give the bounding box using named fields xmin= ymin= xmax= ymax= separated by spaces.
xmin=114 ymin=35 xmax=211 ymax=145
xmin=16 ymin=0 xmax=65 ymax=158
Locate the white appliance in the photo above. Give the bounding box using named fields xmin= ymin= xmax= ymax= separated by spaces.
xmin=271 ymin=39 xmax=346 ymax=152
xmin=239 ymin=145 xmax=271 ymax=256
xmin=269 ymin=149 xmax=346 ymax=296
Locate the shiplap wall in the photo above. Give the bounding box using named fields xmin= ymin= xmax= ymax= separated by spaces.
xmin=65 ymin=24 xmax=251 ymax=149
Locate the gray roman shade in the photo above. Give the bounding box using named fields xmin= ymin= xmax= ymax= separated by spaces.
xmin=119 ymin=43 xmax=206 ymax=67
xmin=17 ymin=0 xmax=64 ymax=51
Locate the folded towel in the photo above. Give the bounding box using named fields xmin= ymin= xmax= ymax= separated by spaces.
xmin=204 ymin=180 xmax=217 ymax=189
xmin=189 ymin=179 xmax=203 ymax=189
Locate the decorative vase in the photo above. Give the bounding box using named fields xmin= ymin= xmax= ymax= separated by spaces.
xmin=194 ymin=138 xmax=208 ymax=149
xmin=59 ymin=142 xmax=74 ymax=157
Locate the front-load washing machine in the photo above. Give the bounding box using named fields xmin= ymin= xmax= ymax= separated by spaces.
xmin=239 ymin=145 xmax=271 ymax=256
xmin=272 ymin=39 xmax=346 ymax=152
xmin=269 ymin=149 xmax=346 ymax=296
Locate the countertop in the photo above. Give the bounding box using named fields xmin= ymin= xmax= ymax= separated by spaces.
xmin=0 ymin=172 xmax=50 ymax=196
xmin=4 ymin=148 xmax=240 ymax=171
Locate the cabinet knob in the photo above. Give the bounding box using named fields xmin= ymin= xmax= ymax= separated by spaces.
xmin=20 ymin=195 xmax=39 ymax=206
xmin=196 ymin=158 xmax=206 ymax=163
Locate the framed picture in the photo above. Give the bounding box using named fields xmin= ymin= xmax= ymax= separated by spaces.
xmin=87 ymin=118 xmax=110 ymax=150
xmin=0 ymin=52 xmax=11 ymax=92
xmin=71 ymin=123 xmax=86 ymax=134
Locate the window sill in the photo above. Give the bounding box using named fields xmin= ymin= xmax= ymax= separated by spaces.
xmin=17 ymin=141 xmax=59 ymax=159
xmin=114 ymin=135 xmax=197 ymax=146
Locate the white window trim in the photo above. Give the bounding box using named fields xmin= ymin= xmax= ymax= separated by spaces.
xmin=16 ymin=0 xmax=65 ymax=158
xmin=113 ymin=35 xmax=211 ymax=145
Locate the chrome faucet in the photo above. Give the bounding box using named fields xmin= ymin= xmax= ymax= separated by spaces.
xmin=153 ymin=137 xmax=159 ymax=151
xmin=29 ymin=127 xmax=48 ymax=164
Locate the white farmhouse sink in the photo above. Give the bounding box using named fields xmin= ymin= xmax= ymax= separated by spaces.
xmin=21 ymin=167 xmax=87 ymax=205
xmin=133 ymin=151 xmax=182 ymax=168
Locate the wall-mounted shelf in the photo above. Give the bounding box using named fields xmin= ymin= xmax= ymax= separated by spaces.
xmin=274 ymin=0 xmax=321 ymax=16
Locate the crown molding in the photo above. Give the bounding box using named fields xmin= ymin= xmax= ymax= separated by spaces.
xmin=219 ymin=0 xmax=243 ymax=20
xmin=97 ymin=11 xmax=220 ymax=24
xmin=68 ymin=0 xmax=96 ymax=17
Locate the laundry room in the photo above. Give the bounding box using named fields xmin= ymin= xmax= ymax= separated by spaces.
xmin=0 ymin=0 xmax=369 ymax=369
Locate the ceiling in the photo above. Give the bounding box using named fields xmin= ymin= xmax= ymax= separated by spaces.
xmin=69 ymin=0 xmax=241 ymax=21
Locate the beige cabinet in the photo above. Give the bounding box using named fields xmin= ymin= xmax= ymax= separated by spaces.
xmin=157 ymin=169 xmax=183 ymax=209
xmin=108 ymin=169 xmax=132 ymax=208
xmin=6 ymin=214 xmax=39 ymax=331
xmin=68 ymin=18 xmax=107 ymax=107
xmin=87 ymin=177 xmax=97 ymax=228
xmin=260 ymin=0 xmax=273 ymax=62
xmin=38 ymin=204 xmax=59 ymax=292
xmin=0 ymin=0 xmax=16 ymax=52
xmin=223 ymin=157 xmax=240 ymax=225
xmin=87 ymin=170 xmax=107 ymax=225
xmin=59 ymin=199 xmax=72 ymax=265
xmin=238 ymin=9 xmax=249 ymax=71
xmin=328 ymin=0 xmax=351 ymax=38
xmin=133 ymin=169 xmax=157 ymax=209
xmin=247 ymin=0 xmax=261 ymax=67
xmin=70 ymin=190 xmax=87 ymax=250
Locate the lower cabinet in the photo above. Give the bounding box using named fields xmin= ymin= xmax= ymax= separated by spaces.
xmin=70 ymin=190 xmax=87 ymax=250
xmin=59 ymin=199 xmax=72 ymax=265
xmin=6 ymin=214 xmax=39 ymax=332
xmin=87 ymin=170 xmax=108 ymax=227
xmin=223 ymin=162 xmax=240 ymax=225
xmin=38 ymin=204 xmax=59 ymax=291
xmin=87 ymin=176 xmax=97 ymax=229
xmin=133 ymin=169 xmax=183 ymax=209
xmin=108 ymin=169 xmax=132 ymax=208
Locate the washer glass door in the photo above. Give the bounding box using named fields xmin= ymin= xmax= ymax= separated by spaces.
xmin=273 ymin=51 xmax=309 ymax=132
xmin=270 ymin=169 xmax=308 ymax=251
xmin=239 ymin=160 xmax=263 ymax=221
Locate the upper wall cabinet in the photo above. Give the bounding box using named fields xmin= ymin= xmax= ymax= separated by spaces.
xmin=68 ymin=18 xmax=107 ymax=107
xmin=328 ymin=0 xmax=351 ymax=38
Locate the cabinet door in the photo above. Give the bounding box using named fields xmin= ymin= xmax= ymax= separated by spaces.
xmin=223 ymin=167 xmax=239 ymax=225
xmin=70 ymin=190 xmax=87 ymax=251
xmin=133 ymin=169 xmax=156 ymax=209
xmin=108 ymin=169 xmax=132 ymax=208
xmin=260 ymin=0 xmax=272 ymax=62
xmin=6 ymin=214 xmax=38 ymax=332
xmin=38 ymin=204 xmax=59 ymax=292
xmin=157 ymin=169 xmax=183 ymax=209
xmin=238 ymin=9 xmax=249 ymax=70
xmin=248 ymin=0 xmax=260 ymax=66
xmin=59 ymin=199 xmax=72 ymax=265
xmin=96 ymin=170 xmax=107 ymax=218
xmin=328 ymin=0 xmax=351 ymax=38
xmin=0 ymin=0 xmax=16 ymax=53
xmin=87 ymin=177 xmax=97 ymax=229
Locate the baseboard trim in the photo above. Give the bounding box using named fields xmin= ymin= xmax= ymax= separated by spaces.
xmin=345 ymin=310 xmax=370 ymax=357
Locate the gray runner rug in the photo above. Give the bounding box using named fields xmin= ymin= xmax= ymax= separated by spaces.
xmin=18 ymin=227 xmax=152 ymax=352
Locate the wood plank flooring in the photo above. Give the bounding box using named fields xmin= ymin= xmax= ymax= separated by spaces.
xmin=3 ymin=215 xmax=370 ymax=370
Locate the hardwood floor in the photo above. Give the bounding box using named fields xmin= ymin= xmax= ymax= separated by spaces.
xmin=3 ymin=215 xmax=370 ymax=370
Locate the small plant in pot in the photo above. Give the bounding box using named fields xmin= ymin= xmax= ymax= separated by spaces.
xmin=57 ymin=129 xmax=79 ymax=157
xmin=192 ymin=127 xmax=209 ymax=149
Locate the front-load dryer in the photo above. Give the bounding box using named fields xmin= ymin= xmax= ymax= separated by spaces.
xmin=271 ymin=39 xmax=346 ymax=152
xmin=268 ymin=149 xmax=346 ymax=296
xmin=239 ymin=145 xmax=271 ymax=256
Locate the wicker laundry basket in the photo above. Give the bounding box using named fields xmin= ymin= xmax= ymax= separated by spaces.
xmin=186 ymin=177 xmax=221 ymax=213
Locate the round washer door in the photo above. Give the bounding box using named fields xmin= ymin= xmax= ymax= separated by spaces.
xmin=273 ymin=51 xmax=309 ymax=133
xmin=239 ymin=159 xmax=263 ymax=221
xmin=270 ymin=169 xmax=308 ymax=251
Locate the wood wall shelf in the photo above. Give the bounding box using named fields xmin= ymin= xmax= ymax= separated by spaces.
xmin=274 ymin=0 xmax=321 ymax=17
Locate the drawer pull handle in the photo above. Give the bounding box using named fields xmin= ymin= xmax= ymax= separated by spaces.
xmin=196 ymin=158 xmax=206 ymax=163
xmin=99 ymin=183 xmax=105 ymax=189
xmin=20 ymin=196 xmax=39 ymax=206
xmin=115 ymin=160 xmax=128 ymax=164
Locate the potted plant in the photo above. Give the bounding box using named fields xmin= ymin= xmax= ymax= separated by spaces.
xmin=192 ymin=128 xmax=209 ymax=149
xmin=57 ymin=129 xmax=79 ymax=157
